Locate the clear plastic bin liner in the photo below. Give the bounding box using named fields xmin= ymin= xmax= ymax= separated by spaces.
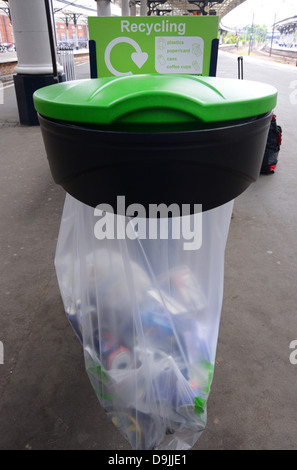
xmin=55 ymin=194 xmax=234 ymax=450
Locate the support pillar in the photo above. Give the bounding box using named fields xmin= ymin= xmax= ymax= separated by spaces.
xmin=122 ymin=0 xmax=130 ymax=16
xmin=129 ymin=0 xmax=136 ymax=16
xmin=95 ymin=0 xmax=111 ymax=16
xmin=9 ymin=0 xmax=64 ymax=126
xmin=140 ymin=0 xmax=147 ymax=16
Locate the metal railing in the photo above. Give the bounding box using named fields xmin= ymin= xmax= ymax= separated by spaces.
xmin=57 ymin=45 xmax=76 ymax=81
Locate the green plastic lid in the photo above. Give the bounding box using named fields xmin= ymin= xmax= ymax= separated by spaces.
xmin=33 ymin=74 xmax=277 ymax=128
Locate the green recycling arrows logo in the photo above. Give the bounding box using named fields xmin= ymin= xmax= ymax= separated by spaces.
xmin=104 ymin=37 xmax=148 ymax=76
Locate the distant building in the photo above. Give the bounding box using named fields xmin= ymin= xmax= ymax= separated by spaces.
xmin=0 ymin=10 xmax=88 ymax=49
xmin=55 ymin=20 xmax=88 ymax=47
xmin=0 ymin=12 xmax=13 ymax=45
xmin=266 ymin=31 xmax=280 ymax=41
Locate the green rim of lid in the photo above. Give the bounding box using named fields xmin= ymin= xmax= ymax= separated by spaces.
xmin=33 ymin=74 xmax=277 ymax=127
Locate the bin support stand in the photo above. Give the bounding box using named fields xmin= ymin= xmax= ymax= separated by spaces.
xmin=9 ymin=0 xmax=64 ymax=126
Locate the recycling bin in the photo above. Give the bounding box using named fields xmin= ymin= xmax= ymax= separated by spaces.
xmin=33 ymin=75 xmax=277 ymax=214
xmin=33 ymin=75 xmax=277 ymax=450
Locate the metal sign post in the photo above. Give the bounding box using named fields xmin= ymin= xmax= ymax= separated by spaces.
xmin=44 ymin=0 xmax=59 ymax=84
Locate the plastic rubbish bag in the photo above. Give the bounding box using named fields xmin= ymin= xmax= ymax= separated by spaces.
xmin=55 ymin=194 xmax=234 ymax=450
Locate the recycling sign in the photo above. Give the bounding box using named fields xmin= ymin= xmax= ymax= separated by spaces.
xmin=88 ymin=16 xmax=219 ymax=78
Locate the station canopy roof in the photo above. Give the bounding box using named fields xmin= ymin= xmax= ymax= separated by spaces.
xmin=275 ymin=15 xmax=297 ymax=33
xmin=50 ymin=0 xmax=247 ymax=20
xmin=0 ymin=0 xmax=248 ymax=26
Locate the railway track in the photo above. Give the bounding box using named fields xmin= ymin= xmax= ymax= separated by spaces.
xmin=220 ymin=43 xmax=297 ymax=66
xmin=0 ymin=51 xmax=90 ymax=83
